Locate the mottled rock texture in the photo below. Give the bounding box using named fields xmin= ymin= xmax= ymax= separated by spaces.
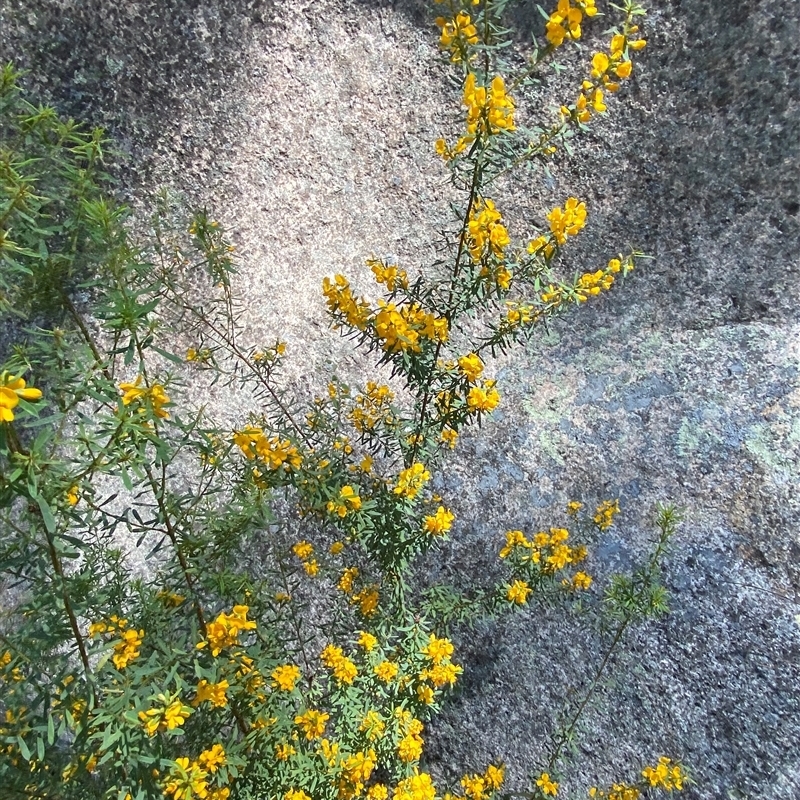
xmin=2 ymin=0 xmax=798 ymax=797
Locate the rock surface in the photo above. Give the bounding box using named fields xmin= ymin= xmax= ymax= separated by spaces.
xmin=2 ymin=0 xmax=799 ymax=798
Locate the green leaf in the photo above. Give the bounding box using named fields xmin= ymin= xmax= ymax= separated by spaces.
xmin=36 ymin=495 xmax=57 ymax=533
xmin=17 ymin=735 xmax=31 ymax=761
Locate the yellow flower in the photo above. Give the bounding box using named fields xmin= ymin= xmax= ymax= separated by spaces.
xmin=272 ymin=664 xmax=302 ymax=691
xmin=0 ymin=374 xmax=43 ymax=423
xmin=138 ymin=696 xmax=192 ymax=737
xmin=393 ymin=463 xmax=431 ymax=500
xmin=292 ymin=541 xmax=314 ymax=561
xmin=321 ymin=644 xmax=358 ymax=685
xmin=193 ymin=679 xmax=229 ymax=708
xmin=572 ymin=571 xmax=592 ymax=590
xmin=423 ymin=506 xmax=455 ymax=537
xmin=358 ymin=631 xmax=378 ymax=652
xmin=420 ymin=662 xmax=462 ymax=688
xmin=642 ymin=757 xmax=685 ymax=790
xmin=536 ymin=773 xmax=558 ymax=796
xmin=65 ymin=485 xmax=80 ymax=506
xmin=507 ymin=580 xmax=532 ymax=605
xmin=398 ymin=732 xmax=424 ymax=763
xmin=593 ymin=499 xmax=620 ymax=530
xmin=394 ymin=771 xmax=437 ymax=800
xmin=422 ymin=634 xmax=454 ymax=664
xmin=458 ymin=353 xmax=484 ymax=382
xmin=330 ymin=541 xmax=345 ymax=555
xmin=111 ymin=627 xmax=144 ymax=670
xmin=119 ymin=376 xmax=170 ymax=419
xmin=353 ymin=586 xmax=380 ymax=617
xmin=368 ymin=784 xmax=389 ymax=800
xmin=163 ymin=757 xmax=209 ymax=800
xmin=467 ymin=199 xmax=510 ymax=261
xmin=417 ymin=684 xmax=435 ymax=704
xmin=440 ymin=428 xmax=458 ymax=449
xmin=461 ymin=774 xmax=486 ymax=800
xmin=374 ymin=661 xmax=399 ymax=683
xmin=566 ymin=500 xmax=583 ymax=515
xmin=547 ymin=197 xmax=587 ymax=244
xmin=295 ymin=708 xmax=330 ymax=739
xmin=467 ymin=382 xmax=500 ymax=413
xmin=276 ymin=742 xmax=296 ymax=760
xmin=591 ymin=51 xmax=610 ymax=78
xmin=286 ymin=791 xmax=313 ymax=800
xmin=369 ymin=258 xmax=408 ymax=291
xmin=484 ymin=765 xmax=505 ymax=790
xmin=197 ymin=743 xmax=226 ymax=773
xmin=339 ymin=566 xmax=360 ymax=594
xmin=616 ymin=60 xmax=633 ymax=79
xmin=197 ymin=605 xmax=257 ymax=656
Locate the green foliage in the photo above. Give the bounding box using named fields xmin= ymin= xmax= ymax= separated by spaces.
xmin=0 ymin=3 xmax=689 ymax=800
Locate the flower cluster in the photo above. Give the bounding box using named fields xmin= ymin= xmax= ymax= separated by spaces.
xmin=419 ymin=633 xmax=462 ymax=689
xmin=338 ymin=749 xmax=378 ymax=799
xmin=642 ymin=757 xmax=686 ymax=790
xmin=321 ymin=644 xmax=359 ymax=685
xmin=327 ymin=485 xmax=362 ymax=518
xmin=467 ymin=199 xmax=511 ymax=264
xmin=323 ymin=274 xmax=371 ymax=330
xmin=423 ymin=506 xmax=455 ymax=536
xmin=374 ymin=301 xmax=448 ymax=353
xmin=436 ymin=73 xmax=516 ymax=160
xmin=499 ymin=527 xmax=589 ymax=579
xmin=466 ymin=381 xmax=500 ymax=413
xmin=89 ymin=615 xmax=144 ymax=670
xmin=504 ymin=301 xmax=536 ymax=328
xmin=193 ymin=679 xmax=229 ymax=708
xmin=435 ymin=11 xmax=479 ymax=62
xmin=293 ymin=540 xmax=319 ymax=576
xmin=395 ymin=708 xmax=425 ymax=763
xmin=457 ymin=764 xmax=505 ymax=800
xmin=163 ymin=746 xmax=228 ymax=800
xmin=457 ymin=353 xmax=484 ymax=383
xmin=540 ymin=257 xmax=634 ymax=308
xmin=323 ymin=274 xmax=447 ymax=352
xmin=594 ymin=499 xmax=621 ymax=530
xmin=119 ymin=376 xmax=171 ymax=419
xmin=233 ymin=427 xmax=302 ymax=471
xmin=393 ymin=462 xmax=431 ymax=500
xmin=506 ymin=580 xmax=532 ymax=604
xmin=394 ymin=771 xmax=437 ymax=800
xmin=369 ymin=258 xmax=408 ymax=292
xmin=272 ymin=663 xmax=302 ymax=691
xmin=562 ymin=29 xmax=646 ymax=124
xmin=138 ymin=694 xmax=192 ymax=737
xmin=0 ymin=372 xmax=42 ymax=423
xmin=295 ymin=708 xmax=330 ymax=740
xmin=197 ymin=605 xmax=257 ymax=656
xmin=536 ymin=772 xmax=559 ymax=796
xmin=547 ymin=197 xmax=587 ymax=245
xmin=545 ymin=0 xmax=597 ymax=46
xmin=350 ymin=382 xmax=395 ymax=431
xmin=464 ymin=74 xmax=516 ymax=137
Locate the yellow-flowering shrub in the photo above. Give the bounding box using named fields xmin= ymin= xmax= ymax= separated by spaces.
xmin=0 ymin=2 xmax=688 ymax=799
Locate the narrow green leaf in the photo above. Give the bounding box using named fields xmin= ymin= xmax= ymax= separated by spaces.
xmin=36 ymin=495 xmax=57 ymax=533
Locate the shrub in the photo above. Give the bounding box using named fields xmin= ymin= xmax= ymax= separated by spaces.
xmin=0 ymin=2 xmax=687 ymax=799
